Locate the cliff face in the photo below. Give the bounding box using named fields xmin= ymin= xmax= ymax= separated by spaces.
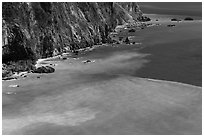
xmin=2 ymin=2 xmax=142 ymax=63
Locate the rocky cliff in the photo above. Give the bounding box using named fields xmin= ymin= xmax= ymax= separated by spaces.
xmin=2 ymin=2 xmax=142 ymax=74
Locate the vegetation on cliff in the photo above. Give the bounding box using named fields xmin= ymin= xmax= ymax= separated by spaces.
xmin=2 ymin=2 xmax=142 ymax=77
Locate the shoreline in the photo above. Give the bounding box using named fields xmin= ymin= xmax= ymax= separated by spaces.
xmin=3 ymin=19 xmax=202 ymax=88
xmin=3 ymin=50 xmax=202 ymax=89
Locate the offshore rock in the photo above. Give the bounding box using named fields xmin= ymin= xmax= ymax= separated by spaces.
xmin=167 ymin=24 xmax=176 ymax=27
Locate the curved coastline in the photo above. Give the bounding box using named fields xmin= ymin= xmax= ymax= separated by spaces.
xmin=2 ymin=13 xmax=202 ymax=135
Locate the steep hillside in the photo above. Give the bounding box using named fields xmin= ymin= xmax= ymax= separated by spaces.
xmin=2 ymin=2 xmax=142 ymax=75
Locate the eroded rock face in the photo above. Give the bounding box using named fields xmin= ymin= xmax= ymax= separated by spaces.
xmin=2 ymin=2 xmax=142 ymax=60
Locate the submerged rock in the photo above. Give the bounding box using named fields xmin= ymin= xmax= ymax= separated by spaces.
xmin=167 ymin=24 xmax=176 ymax=27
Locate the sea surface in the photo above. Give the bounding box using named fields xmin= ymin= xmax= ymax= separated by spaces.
xmin=77 ymin=17 xmax=202 ymax=86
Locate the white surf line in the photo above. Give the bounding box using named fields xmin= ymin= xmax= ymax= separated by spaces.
xmin=143 ymin=78 xmax=201 ymax=88
xmin=101 ymin=73 xmax=201 ymax=89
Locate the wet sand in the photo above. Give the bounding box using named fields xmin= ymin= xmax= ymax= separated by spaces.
xmin=2 ymin=16 xmax=202 ymax=135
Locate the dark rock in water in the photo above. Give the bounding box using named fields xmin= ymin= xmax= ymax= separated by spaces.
xmin=128 ymin=29 xmax=135 ymax=32
xmin=123 ymin=37 xmax=130 ymax=44
xmin=83 ymin=60 xmax=92 ymax=64
xmin=62 ymin=57 xmax=67 ymax=60
xmin=73 ymin=50 xmax=79 ymax=55
xmin=34 ymin=66 xmax=55 ymax=73
xmin=137 ymin=16 xmax=151 ymax=22
xmin=83 ymin=59 xmax=95 ymax=64
xmin=37 ymin=76 xmax=41 ymax=78
xmin=184 ymin=17 xmax=194 ymax=21
xmin=156 ymin=19 xmax=158 ymax=21
xmin=167 ymin=24 xmax=176 ymax=27
xmin=171 ymin=18 xmax=181 ymax=21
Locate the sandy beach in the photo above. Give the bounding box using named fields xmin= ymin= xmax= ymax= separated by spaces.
xmin=2 ymin=15 xmax=202 ymax=135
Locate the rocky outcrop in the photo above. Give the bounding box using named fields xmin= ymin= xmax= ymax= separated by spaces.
xmin=2 ymin=2 xmax=142 ymax=76
xmin=34 ymin=66 xmax=55 ymax=73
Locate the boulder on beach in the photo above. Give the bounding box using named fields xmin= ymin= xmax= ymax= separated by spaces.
xmin=34 ymin=66 xmax=55 ymax=73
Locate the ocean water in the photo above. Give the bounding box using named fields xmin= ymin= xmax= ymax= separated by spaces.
xmin=78 ymin=19 xmax=202 ymax=86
